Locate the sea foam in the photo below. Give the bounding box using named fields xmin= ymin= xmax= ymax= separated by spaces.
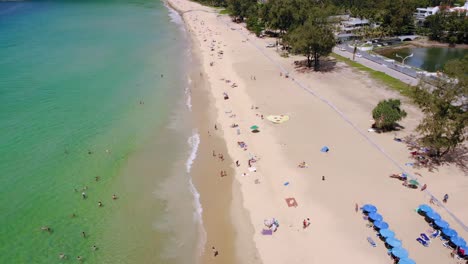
xmin=186 ymin=132 xmax=206 ymax=256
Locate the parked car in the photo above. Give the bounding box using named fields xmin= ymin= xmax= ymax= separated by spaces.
xmin=266 ymin=43 xmax=276 ymax=48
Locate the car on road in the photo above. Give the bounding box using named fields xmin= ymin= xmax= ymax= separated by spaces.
xmin=266 ymin=43 xmax=276 ymax=48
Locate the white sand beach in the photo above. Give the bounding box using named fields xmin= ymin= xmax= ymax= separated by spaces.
xmin=167 ymin=0 xmax=468 ymax=263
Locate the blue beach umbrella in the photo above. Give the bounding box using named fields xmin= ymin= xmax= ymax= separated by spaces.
xmin=368 ymin=212 xmax=383 ymax=222
xmin=435 ymin=219 xmax=450 ymax=229
xmin=386 ymin=237 xmax=402 ymax=248
xmin=362 ymin=204 xmax=377 ymax=213
xmin=379 ymin=229 xmax=395 ymax=238
xmin=374 ymin=221 xmax=389 ymax=230
xmin=398 ymin=258 xmax=416 ymax=264
xmin=418 ymin=204 xmax=433 ymax=213
xmin=442 ymin=228 xmax=458 ymax=238
xmin=451 ymin=236 xmax=467 ymax=248
xmin=391 ymin=247 xmax=409 ymax=259
xmin=426 ymin=211 xmax=441 ymax=221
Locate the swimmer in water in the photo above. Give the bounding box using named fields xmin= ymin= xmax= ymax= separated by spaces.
xmin=112 ymin=194 xmax=117 ymax=200
xmin=98 ymin=201 xmax=103 ymax=207
xmin=41 ymin=226 xmax=51 ymax=232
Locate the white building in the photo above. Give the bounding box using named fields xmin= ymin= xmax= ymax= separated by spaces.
xmin=414 ymin=6 xmax=440 ymax=22
xmin=341 ymin=18 xmax=370 ymax=34
xmin=449 ymin=1 xmax=468 ymax=14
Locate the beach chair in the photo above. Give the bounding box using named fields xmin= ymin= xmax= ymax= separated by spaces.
xmin=367 ymin=237 xmax=376 ymax=247
xmin=443 ymin=241 xmax=454 ymax=250
xmin=417 ymin=237 xmax=429 ymax=247
xmin=421 ymin=233 xmax=431 ymax=243
xmin=430 ymin=229 xmax=440 ymax=238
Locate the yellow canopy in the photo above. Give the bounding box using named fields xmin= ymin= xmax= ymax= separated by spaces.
xmin=266 ymin=115 xmax=290 ymax=124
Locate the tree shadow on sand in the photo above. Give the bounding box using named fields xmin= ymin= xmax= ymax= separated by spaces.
xmin=404 ymin=134 xmax=468 ymax=174
xmin=293 ymin=57 xmax=337 ymax=73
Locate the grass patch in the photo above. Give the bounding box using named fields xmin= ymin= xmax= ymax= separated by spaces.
xmin=331 ymin=53 xmax=413 ymax=97
xmin=219 ymin=9 xmax=230 ymax=15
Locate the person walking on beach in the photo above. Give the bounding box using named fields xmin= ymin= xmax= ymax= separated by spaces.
xmin=421 ymin=184 xmax=427 ymax=191
xmin=214 ymin=124 xmax=217 ymax=130
xmin=236 ymin=160 xmax=240 ymax=167
xmin=355 ymin=203 xmax=359 ymax=213
xmin=212 ymin=246 xmax=219 ymax=257
xmin=322 ymin=176 xmax=326 ymax=181
xmin=443 ymin=194 xmax=449 ymax=203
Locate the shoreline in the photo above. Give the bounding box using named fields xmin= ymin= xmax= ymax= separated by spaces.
xmin=166 ymin=2 xmax=257 ymax=264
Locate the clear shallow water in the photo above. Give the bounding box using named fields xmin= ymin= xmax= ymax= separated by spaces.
xmin=0 ymin=1 xmax=200 ymax=263
xmin=377 ymin=46 xmax=468 ymax=72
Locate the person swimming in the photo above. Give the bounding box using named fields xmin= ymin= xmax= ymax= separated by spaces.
xmin=112 ymin=194 xmax=117 ymax=200
xmin=41 ymin=226 xmax=51 ymax=232
xmin=98 ymin=201 xmax=103 ymax=207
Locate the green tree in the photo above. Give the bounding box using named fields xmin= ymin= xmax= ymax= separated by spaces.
xmin=264 ymin=0 xmax=297 ymax=36
xmin=227 ymin=0 xmax=256 ymax=22
xmin=372 ymin=99 xmax=407 ymax=131
xmin=287 ymin=17 xmax=335 ymax=71
xmin=412 ymin=56 xmax=468 ymax=158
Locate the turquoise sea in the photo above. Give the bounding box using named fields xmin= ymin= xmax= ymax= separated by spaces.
xmin=0 ymin=1 xmax=203 ymax=263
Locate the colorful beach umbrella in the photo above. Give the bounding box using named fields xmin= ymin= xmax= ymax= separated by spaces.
xmin=362 ymin=204 xmax=377 ymax=213
xmin=250 ymin=125 xmax=259 ymax=130
xmin=368 ymin=212 xmax=383 ymax=222
xmin=379 ymin=229 xmax=395 ymax=238
xmin=398 ymin=258 xmax=416 ymax=264
xmin=434 ymin=219 xmax=449 ymax=229
xmin=418 ymin=204 xmax=433 ymax=213
xmin=442 ymin=228 xmax=458 ymax=238
xmin=426 ymin=211 xmax=441 ymax=221
xmin=386 ymin=238 xmax=402 ymax=248
xmin=391 ymin=247 xmax=409 ymax=258
xmin=374 ymin=221 xmax=389 ymax=230
xmin=451 ymin=236 xmax=467 ymax=247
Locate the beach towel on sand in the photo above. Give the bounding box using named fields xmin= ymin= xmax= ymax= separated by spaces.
xmin=321 ymin=146 xmax=329 ymax=153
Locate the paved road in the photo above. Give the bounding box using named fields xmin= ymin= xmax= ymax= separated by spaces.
xmin=333 ymin=47 xmax=419 ymax=86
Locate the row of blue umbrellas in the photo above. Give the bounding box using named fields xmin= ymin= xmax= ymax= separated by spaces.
xmin=362 ymin=204 xmax=416 ymax=263
xmin=418 ymin=204 xmax=468 ymax=251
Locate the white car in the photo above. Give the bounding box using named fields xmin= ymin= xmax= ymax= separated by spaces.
xmin=266 ymin=43 xmax=276 ymax=48
xmin=339 ymin=46 xmax=346 ymax=51
xmin=356 ymin=53 xmax=362 ymax=58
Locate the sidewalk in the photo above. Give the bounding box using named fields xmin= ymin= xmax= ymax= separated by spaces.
xmin=333 ymin=47 xmax=419 ymax=86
